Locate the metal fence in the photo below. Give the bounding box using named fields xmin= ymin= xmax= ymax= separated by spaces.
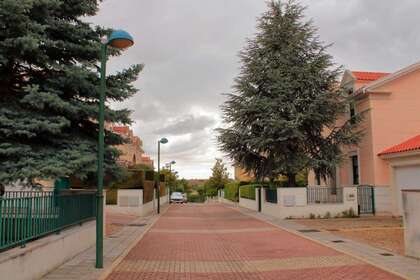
xmin=307 ymin=187 xmax=343 ymax=204
xmin=0 ymin=190 xmax=96 ymax=251
xmin=265 ymin=188 xmax=277 ymax=203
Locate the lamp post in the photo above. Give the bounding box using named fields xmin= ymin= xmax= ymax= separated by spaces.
xmin=157 ymin=137 xmax=168 ymax=214
xmin=96 ymin=29 xmax=134 ymax=269
xmin=166 ymin=160 xmax=176 ymax=172
xmin=165 ymin=161 xmax=176 ymax=198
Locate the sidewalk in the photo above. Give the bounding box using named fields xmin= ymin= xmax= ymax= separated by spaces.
xmin=233 ymin=204 xmax=420 ymax=280
xmin=43 ymin=208 xmax=163 ymax=280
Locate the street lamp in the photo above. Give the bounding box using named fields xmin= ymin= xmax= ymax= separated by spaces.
xmin=157 ymin=137 xmax=168 ymax=214
xmin=96 ymin=29 xmax=134 ymax=269
xmin=165 ymin=161 xmax=176 ymax=198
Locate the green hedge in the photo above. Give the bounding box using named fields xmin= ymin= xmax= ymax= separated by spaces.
xmin=240 ymin=184 xmax=256 ymax=200
xmin=187 ymin=193 xmax=205 ymax=203
xmin=224 ymin=181 xmax=240 ymax=202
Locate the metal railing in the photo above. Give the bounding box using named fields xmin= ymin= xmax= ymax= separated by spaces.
xmin=265 ymin=188 xmax=277 ymax=203
xmin=0 ymin=190 xmax=96 ymax=251
xmin=307 ymin=187 xmax=343 ymax=204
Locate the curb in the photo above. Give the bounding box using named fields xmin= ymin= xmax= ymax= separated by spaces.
xmin=225 ymin=203 xmax=411 ymax=280
xmin=97 ymin=205 xmax=170 ymax=280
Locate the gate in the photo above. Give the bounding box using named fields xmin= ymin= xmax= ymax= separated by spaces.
xmin=357 ymin=185 xmax=375 ymax=215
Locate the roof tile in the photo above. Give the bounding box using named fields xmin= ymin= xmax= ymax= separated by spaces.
xmin=352 ymin=71 xmax=390 ymax=82
xmin=379 ymin=135 xmax=420 ymax=156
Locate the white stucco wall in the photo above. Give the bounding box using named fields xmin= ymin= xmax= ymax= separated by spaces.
xmin=373 ymin=186 xmax=392 ymax=215
xmin=0 ymin=221 xmax=96 ymax=280
xmin=402 ymin=190 xmax=420 ymax=259
xmin=261 ymin=187 xmax=358 ymax=219
xmin=239 ymin=188 xmax=258 ymax=211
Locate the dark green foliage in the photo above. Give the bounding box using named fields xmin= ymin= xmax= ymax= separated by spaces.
xmin=217 ymin=0 xmax=362 ymax=186
xmin=0 ymin=0 xmax=143 ymax=183
xmin=110 ymin=170 xmax=145 ymax=190
xmin=240 ymin=184 xmax=256 ymax=200
xmin=145 ymin=171 xmax=154 ymax=181
xmin=187 ymin=193 xmax=205 ymax=203
xmin=224 ymin=181 xmax=240 ymax=202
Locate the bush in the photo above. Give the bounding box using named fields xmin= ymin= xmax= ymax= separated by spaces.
xmin=224 ymin=181 xmax=240 ymax=202
xmin=240 ymin=184 xmax=256 ymax=200
xmin=111 ymin=170 xmax=145 ymax=190
xmin=309 ymin=213 xmax=316 ymax=219
xmin=342 ymin=208 xmax=358 ymax=218
xmin=187 ymin=193 xmax=205 ymax=203
xmin=323 ymin=211 xmax=331 ymax=219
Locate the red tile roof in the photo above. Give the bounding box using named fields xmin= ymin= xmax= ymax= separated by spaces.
xmin=112 ymin=126 xmax=130 ymax=134
xmin=352 ymin=71 xmax=390 ymax=82
xmin=378 ymin=135 xmax=420 ymax=156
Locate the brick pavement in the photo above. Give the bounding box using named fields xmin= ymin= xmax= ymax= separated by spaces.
xmin=106 ymin=204 xmax=404 ymax=280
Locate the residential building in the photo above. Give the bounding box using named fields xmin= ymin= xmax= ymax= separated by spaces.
xmin=111 ymin=125 xmax=154 ymax=168
xmin=308 ymin=62 xmax=420 ymax=215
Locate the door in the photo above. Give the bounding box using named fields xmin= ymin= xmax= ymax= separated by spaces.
xmin=357 ymin=185 xmax=375 ymax=215
xmin=394 ymin=165 xmax=420 ymax=215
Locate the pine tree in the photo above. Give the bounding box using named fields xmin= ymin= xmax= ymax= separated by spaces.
xmin=217 ymin=0 xmax=362 ymax=186
xmin=0 ymin=0 xmax=142 ymax=184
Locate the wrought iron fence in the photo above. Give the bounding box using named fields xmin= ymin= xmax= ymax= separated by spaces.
xmin=0 ymin=190 xmax=96 ymax=251
xmin=307 ymin=187 xmax=343 ymax=204
xmin=265 ymin=188 xmax=277 ymax=203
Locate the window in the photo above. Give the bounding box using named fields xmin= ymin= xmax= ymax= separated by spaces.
xmin=351 ymin=155 xmax=359 ymax=185
xmin=349 ymin=103 xmax=356 ymax=124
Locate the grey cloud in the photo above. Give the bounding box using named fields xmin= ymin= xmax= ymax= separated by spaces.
xmin=91 ymin=0 xmax=420 ymax=178
xmin=154 ymin=114 xmax=216 ymax=136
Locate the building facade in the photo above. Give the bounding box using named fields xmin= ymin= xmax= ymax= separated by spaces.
xmin=308 ymin=62 xmax=420 ymax=215
xmin=111 ymin=126 xmax=154 ymax=168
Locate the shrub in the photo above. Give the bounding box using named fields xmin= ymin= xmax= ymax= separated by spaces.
xmin=225 ymin=181 xmax=240 ymax=202
xmin=309 ymin=213 xmax=316 ymax=219
xmin=342 ymin=208 xmax=358 ymax=218
xmin=188 ymin=193 xmax=205 ymax=203
xmin=240 ymin=184 xmax=256 ymax=200
xmin=323 ymin=212 xmax=331 ymax=219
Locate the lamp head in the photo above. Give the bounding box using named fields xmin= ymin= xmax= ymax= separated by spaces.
xmin=159 ymin=137 xmax=168 ymax=144
xmin=171 ymin=160 xmax=176 ymax=164
xmin=108 ymin=30 xmax=134 ymax=49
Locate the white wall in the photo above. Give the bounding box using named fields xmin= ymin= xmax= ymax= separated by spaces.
xmin=402 ymin=190 xmax=420 ymax=259
xmin=260 ymin=187 xmax=358 ymax=219
xmin=0 ymin=221 xmax=96 ymax=280
xmin=112 ymin=189 xmax=168 ymax=216
xmin=238 ymin=188 xmax=258 ymax=211
xmin=374 ymin=186 xmax=392 ymax=215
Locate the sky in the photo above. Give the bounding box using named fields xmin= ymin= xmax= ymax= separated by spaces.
xmin=89 ymin=0 xmax=420 ymax=179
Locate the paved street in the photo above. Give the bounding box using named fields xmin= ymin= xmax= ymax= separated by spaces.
xmin=106 ymin=204 xmax=403 ymax=280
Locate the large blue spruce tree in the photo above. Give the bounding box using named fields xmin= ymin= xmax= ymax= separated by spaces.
xmin=218 ymin=0 xmax=362 ymax=186
xmin=0 ymin=0 xmax=142 ymax=184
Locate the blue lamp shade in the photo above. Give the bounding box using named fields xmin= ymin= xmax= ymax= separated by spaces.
xmin=159 ymin=138 xmax=169 ymax=144
xmin=108 ymin=30 xmax=134 ymax=49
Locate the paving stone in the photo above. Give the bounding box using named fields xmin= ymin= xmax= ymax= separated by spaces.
xmin=106 ymin=203 xmax=407 ymax=280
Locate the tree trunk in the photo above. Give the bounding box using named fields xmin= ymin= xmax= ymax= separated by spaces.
xmin=287 ymin=173 xmax=297 ymax=188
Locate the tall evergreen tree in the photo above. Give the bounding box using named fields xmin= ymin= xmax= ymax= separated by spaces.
xmin=217 ymin=0 xmax=362 ymax=186
xmin=0 ymin=0 xmax=142 ymax=184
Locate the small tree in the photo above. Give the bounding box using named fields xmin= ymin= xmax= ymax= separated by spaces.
xmin=217 ymin=0 xmax=362 ymax=186
xmin=206 ymin=158 xmax=230 ymax=191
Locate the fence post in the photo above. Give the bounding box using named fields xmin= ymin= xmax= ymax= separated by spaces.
xmin=371 ymin=186 xmax=376 ymax=216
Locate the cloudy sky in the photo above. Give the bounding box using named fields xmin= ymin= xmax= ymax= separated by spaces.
xmin=89 ymin=0 xmax=420 ymax=179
